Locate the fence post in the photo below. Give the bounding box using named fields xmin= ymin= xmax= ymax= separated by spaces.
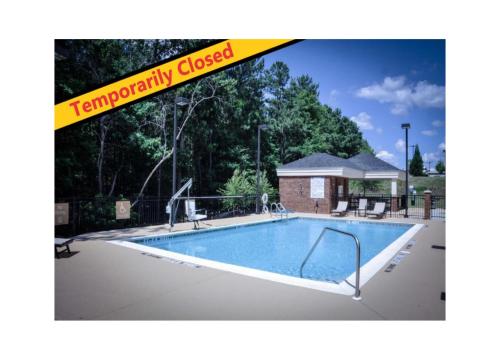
xmin=391 ymin=197 xmax=399 ymax=214
xmin=424 ymin=190 xmax=432 ymax=220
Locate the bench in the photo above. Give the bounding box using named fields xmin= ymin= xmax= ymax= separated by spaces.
xmin=55 ymin=238 xmax=73 ymax=258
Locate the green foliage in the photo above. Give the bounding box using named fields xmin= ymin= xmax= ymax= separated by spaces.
xmin=77 ymin=195 xmax=139 ymax=232
xmin=218 ymin=169 xmax=276 ymax=209
xmin=55 ymin=40 xmax=371 ymax=201
xmin=410 ymin=145 xmax=425 ymax=176
xmin=435 ymin=160 xmax=445 ymax=174
xmin=218 ymin=169 xmax=254 ymax=196
xmin=350 ymin=180 xmax=383 ymax=195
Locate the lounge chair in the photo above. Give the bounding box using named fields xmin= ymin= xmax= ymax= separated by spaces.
xmin=357 ymin=198 xmax=368 ymax=217
xmin=55 ymin=238 xmax=73 ymax=258
xmin=366 ymin=202 xmax=386 ymax=219
xmin=331 ymin=201 xmax=348 ymax=217
xmin=185 ymin=199 xmax=207 ymax=229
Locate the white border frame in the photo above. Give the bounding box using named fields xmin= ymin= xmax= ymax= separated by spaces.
xmin=109 ymin=217 xmax=424 ymax=296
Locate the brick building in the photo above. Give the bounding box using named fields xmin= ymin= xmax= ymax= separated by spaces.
xmin=276 ymin=153 xmax=404 ymax=214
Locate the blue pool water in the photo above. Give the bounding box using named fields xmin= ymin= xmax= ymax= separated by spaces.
xmin=132 ymin=218 xmax=412 ymax=283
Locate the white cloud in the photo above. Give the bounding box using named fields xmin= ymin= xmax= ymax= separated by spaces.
xmin=395 ymin=138 xmax=406 ymax=153
xmin=376 ymin=127 xmax=383 ymax=134
xmin=390 ymin=103 xmax=409 ymax=115
xmin=350 ymin=112 xmax=374 ymax=131
xmin=432 ymin=120 xmax=444 ymax=127
xmin=356 ymin=76 xmax=445 ymax=115
xmin=329 ymin=89 xmax=339 ymax=103
xmin=421 ymin=129 xmax=437 ymax=136
xmin=376 ymin=150 xmax=397 ymax=165
xmin=423 ymin=152 xmax=440 ymax=163
xmin=439 ymin=142 xmax=446 ymax=151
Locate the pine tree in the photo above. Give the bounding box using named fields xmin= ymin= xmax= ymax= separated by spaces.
xmin=409 ymin=145 xmax=424 ymax=176
xmin=435 ymin=161 xmax=445 ymax=174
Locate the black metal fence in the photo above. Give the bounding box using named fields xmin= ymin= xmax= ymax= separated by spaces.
xmin=431 ymin=195 xmax=446 ymax=218
xmin=333 ymin=194 xmax=445 ymax=219
xmin=55 ymin=194 xmax=280 ymax=237
xmin=56 ymin=192 xmax=444 ymax=236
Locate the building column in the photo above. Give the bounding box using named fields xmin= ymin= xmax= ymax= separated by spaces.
xmin=343 ymin=178 xmax=349 ymax=198
xmin=424 ymin=190 xmax=432 ymax=220
xmin=391 ymin=179 xmax=399 ymax=213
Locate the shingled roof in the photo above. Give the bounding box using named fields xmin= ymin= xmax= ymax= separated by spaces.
xmin=347 ymin=153 xmax=401 ymax=171
xmin=278 ymin=153 xmax=361 ymax=170
xmin=277 ymin=152 xmax=401 ymax=172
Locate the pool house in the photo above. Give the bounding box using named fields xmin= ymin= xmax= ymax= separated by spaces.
xmin=276 ymin=152 xmax=405 ymax=214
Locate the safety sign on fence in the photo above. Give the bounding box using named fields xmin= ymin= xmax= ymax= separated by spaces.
xmin=55 ymin=203 xmax=69 ymax=225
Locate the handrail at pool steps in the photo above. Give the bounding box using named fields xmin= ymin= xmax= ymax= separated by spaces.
xmin=270 ymin=202 xmax=288 ymax=219
xmin=299 ymin=227 xmax=362 ymax=301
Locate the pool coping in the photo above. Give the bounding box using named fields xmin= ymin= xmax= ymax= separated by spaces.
xmin=108 ymin=216 xmax=424 ymax=296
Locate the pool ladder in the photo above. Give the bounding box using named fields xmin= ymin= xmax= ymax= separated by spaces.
xmin=299 ymin=227 xmax=362 ymax=301
xmin=270 ymin=202 xmax=288 ymax=219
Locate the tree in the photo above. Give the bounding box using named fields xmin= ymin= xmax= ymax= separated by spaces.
xmin=55 ymin=41 xmax=374 ymax=204
xmin=350 ymin=180 xmax=382 ymax=196
xmin=409 ymin=145 xmax=425 ymax=176
xmin=435 ymin=161 xmax=445 ymax=174
xmin=131 ymin=77 xmax=217 ymax=206
xmin=218 ymin=169 xmax=276 ymax=209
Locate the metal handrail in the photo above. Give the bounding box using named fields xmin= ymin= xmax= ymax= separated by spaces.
xmin=270 ymin=202 xmax=279 ymax=218
xmin=270 ymin=202 xmax=287 ymax=219
xmin=299 ymin=227 xmax=362 ymax=300
xmin=277 ymin=203 xmax=288 ymax=219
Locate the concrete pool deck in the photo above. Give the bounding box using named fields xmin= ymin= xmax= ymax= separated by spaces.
xmin=55 ymin=213 xmax=445 ymax=320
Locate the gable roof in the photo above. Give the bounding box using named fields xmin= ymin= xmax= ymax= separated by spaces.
xmin=276 ymin=152 xmax=403 ymax=179
xmin=279 ymin=153 xmax=362 ymax=170
xmin=347 ymin=153 xmax=401 ymax=172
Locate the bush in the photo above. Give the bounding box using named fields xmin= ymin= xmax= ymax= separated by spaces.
xmin=218 ymin=169 xmax=277 ymax=210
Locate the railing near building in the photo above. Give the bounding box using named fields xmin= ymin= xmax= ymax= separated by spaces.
xmin=332 ymin=193 xmax=445 ymax=219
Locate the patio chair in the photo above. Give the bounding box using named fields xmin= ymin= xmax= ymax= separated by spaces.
xmin=185 ymin=199 xmax=207 ymax=229
xmin=366 ymin=202 xmax=386 ymax=219
xmin=331 ymin=201 xmax=348 ymax=217
xmin=357 ymin=198 xmax=368 ymax=217
xmin=55 ymin=238 xmax=73 ymax=258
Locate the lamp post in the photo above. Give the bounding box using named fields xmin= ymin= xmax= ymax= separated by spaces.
xmin=401 ymin=123 xmax=411 ymax=218
xmin=172 ymin=96 xmax=190 ymax=198
xmin=256 ymin=124 xmax=269 ymax=213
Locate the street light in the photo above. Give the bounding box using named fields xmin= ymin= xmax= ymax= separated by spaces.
xmin=401 ymin=123 xmax=411 ymax=218
xmin=172 ymin=96 xmax=190 ymax=198
xmin=256 ymin=124 xmax=269 ymax=213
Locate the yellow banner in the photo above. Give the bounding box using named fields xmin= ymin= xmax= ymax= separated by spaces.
xmin=55 ymin=39 xmax=294 ymax=130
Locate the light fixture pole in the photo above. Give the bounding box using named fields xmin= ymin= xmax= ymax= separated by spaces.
xmin=402 ymin=123 xmax=411 ymax=218
xmin=172 ymin=96 xmax=190 ymax=198
xmin=256 ymin=124 xmax=269 ymax=213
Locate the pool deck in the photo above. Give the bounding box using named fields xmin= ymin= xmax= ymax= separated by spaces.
xmin=55 ymin=213 xmax=445 ymax=320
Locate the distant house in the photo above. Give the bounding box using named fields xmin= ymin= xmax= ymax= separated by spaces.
xmin=427 ymin=171 xmax=446 ymax=177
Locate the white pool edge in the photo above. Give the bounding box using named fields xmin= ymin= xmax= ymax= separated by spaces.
xmin=108 ymin=218 xmax=424 ymax=296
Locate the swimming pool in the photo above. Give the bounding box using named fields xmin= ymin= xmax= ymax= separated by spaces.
xmin=111 ymin=217 xmax=423 ymax=296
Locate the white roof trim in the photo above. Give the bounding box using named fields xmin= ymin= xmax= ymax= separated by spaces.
xmin=363 ymin=171 xmax=405 ymax=180
xmin=277 ymin=168 xmax=404 ymax=180
xmin=277 ymin=167 xmax=364 ymax=178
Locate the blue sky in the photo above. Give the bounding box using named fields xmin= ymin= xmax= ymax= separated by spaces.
xmin=261 ymin=40 xmax=445 ymax=170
